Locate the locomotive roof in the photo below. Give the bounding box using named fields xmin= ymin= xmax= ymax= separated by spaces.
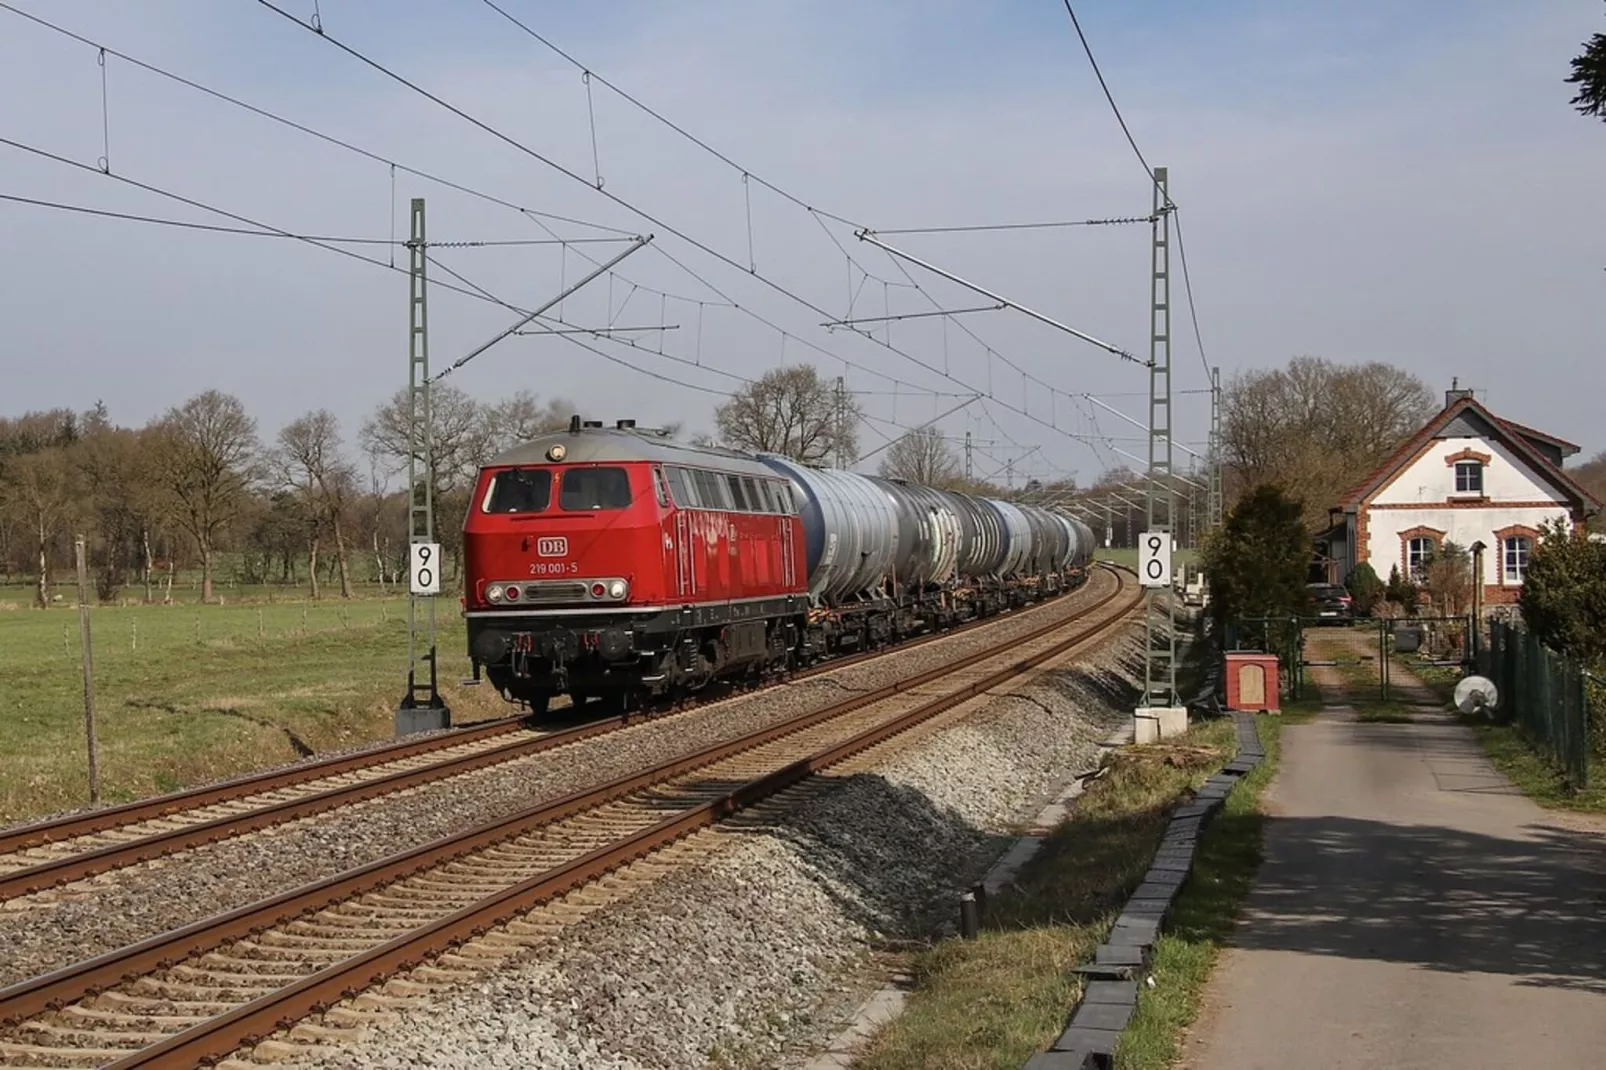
xmin=486 ymin=427 xmax=778 ymax=478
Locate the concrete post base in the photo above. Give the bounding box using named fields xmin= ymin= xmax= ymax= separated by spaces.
xmin=1133 ymin=706 xmax=1188 ymax=744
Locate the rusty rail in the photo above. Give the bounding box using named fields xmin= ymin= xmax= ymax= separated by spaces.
xmin=0 ymin=568 xmax=1133 ymax=1068
xmin=0 ymin=573 xmax=1100 ymax=899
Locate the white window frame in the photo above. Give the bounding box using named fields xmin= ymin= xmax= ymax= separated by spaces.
xmin=1503 ymin=535 xmax=1530 ymax=585
xmin=1407 ymin=536 xmax=1435 ymax=581
xmin=1453 ymin=460 xmax=1483 ymax=495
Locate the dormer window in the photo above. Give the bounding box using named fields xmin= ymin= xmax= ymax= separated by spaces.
xmin=1453 ymin=460 xmax=1483 ymax=495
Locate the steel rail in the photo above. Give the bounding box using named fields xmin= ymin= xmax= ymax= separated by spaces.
xmin=119 ymin=568 xmax=1137 ymax=1068
xmin=0 ymin=568 xmax=1132 ymax=1056
xmin=0 ymin=575 xmax=1098 ymax=898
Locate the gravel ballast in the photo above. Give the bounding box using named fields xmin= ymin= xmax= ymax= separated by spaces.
xmin=273 ymin=620 xmax=1145 ymax=1070
xmin=0 ymin=577 xmax=1119 ymax=987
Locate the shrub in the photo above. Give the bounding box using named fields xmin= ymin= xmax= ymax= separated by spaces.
xmin=1346 ymin=562 xmax=1385 ymax=617
xmin=1519 ymin=521 xmax=1606 ymax=665
xmin=1202 ymin=483 xmax=1309 ymax=643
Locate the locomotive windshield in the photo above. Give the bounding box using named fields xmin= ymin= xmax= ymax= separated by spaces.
xmin=483 ymin=468 xmax=552 ymax=513
xmin=560 ymin=466 xmax=633 ymax=511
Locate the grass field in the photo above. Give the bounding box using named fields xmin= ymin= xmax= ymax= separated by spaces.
xmin=1095 ymin=547 xmax=1200 ymax=572
xmin=0 ymin=598 xmax=508 ymax=825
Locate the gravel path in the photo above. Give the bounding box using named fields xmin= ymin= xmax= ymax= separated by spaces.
xmin=272 ymin=617 xmax=1144 ymax=1070
xmin=0 ymin=577 xmax=1117 ymax=988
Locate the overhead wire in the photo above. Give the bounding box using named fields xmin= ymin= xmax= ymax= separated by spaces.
xmin=1059 ymin=0 xmax=1213 ymax=385
xmin=0 ymin=191 xmax=626 ymax=245
xmin=255 ymin=0 xmax=1144 ymax=435
xmin=867 ymin=215 xmax=1154 ymax=236
xmin=0 ymin=2 xmax=636 ymax=238
xmin=7 ymin=0 xmax=1139 ymax=468
xmin=0 ymin=134 xmax=734 ymax=401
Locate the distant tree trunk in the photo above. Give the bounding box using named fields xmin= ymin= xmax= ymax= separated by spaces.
xmin=333 ymin=517 xmax=353 ymax=599
xmin=372 ymin=530 xmax=386 ymax=591
xmin=308 ymin=533 xmax=321 ymax=600
xmin=163 ymin=558 xmax=175 ymax=604
xmin=200 ymin=542 xmax=215 ymax=603
xmin=34 ymin=529 xmax=48 ymax=609
xmin=141 ymin=528 xmax=154 ymax=604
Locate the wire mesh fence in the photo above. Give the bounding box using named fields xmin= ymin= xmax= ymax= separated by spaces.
xmin=1484 ymin=619 xmax=1596 ymax=789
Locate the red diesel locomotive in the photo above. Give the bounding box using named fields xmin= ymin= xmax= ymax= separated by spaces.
xmin=463 ymin=418 xmax=810 ymax=713
xmin=462 ymin=417 xmax=1096 ymax=714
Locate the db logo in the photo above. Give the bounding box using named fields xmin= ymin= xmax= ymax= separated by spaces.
xmin=536 ymin=536 xmax=569 ymax=557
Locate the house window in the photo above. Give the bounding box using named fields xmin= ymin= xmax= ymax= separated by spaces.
xmin=1407 ymin=536 xmax=1435 ymax=581
xmin=1503 ymin=536 xmax=1531 ymax=584
xmin=1454 ymin=460 xmax=1483 ymax=494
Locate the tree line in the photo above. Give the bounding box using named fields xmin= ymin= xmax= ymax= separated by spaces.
xmin=0 ymin=386 xmax=575 ymax=606
xmin=0 ymin=363 xmax=1054 ymax=607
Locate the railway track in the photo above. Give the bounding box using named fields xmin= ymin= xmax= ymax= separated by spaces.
xmin=0 ymin=567 xmax=1137 ymax=1070
xmin=0 ymin=575 xmax=1103 ymax=901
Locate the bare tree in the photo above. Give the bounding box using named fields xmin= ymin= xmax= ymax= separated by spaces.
xmin=149 ymin=391 xmax=259 ymax=603
xmin=484 ymin=390 xmax=576 ymax=452
xmin=877 ymin=426 xmax=960 ymax=487
xmin=1222 ymin=357 xmax=1434 ymax=529
xmin=0 ymin=449 xmax=77 ymax=607
xmin=276 ymin=410 xmax=360 ymax=599
xmin=714 ymin=365 xmax=860 ymax=465
xmin=360 ymin=383 xmax=490 ymax=494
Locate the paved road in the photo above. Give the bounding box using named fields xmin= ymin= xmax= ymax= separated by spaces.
xmin=1182 ymin=707 xmax=1606 ymax=1068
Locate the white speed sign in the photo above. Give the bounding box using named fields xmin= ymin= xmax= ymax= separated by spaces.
xmin=410 ymin=542 xmax=442 ymax=596
xmin=1138 ymin=531 xmax=1172 ymax=588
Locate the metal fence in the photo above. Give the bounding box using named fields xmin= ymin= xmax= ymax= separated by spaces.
xmin=1484 ymin=619 xmax=1594 ymax=789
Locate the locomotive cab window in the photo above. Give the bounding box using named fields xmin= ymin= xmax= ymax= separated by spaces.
xmin=559 ymin=466 xmax=633 ymax=511
xmin=483 ymin=468 xmax=552 ymax=514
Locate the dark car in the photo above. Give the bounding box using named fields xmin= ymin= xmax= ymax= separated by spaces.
xmin=1306 ymin=583 xmax=1354 ymax=624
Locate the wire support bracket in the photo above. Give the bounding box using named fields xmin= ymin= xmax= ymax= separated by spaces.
xmin=854 ymin=230 xmax=1147 ymax=367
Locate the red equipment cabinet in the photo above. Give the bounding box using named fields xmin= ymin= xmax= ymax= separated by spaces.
xmin=1225 ymin=652 xmax=1280 ymax=712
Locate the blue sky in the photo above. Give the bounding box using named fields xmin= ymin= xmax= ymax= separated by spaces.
xmin=1 ymin=0 xmax=1601 ymax=486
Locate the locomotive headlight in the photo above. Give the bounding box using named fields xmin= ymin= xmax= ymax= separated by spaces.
xmin=608 ymin=579 xmax=628 ymax=600
xmin=486 ymin=584 xmax=505 ymax=604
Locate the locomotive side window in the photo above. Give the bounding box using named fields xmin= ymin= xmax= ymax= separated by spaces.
xmin=559 ymin=466 xmax=633 ymax=511
xmin=693 ymin=469 xmax=729 ymax=509
xmin=726 ymin=475 xmax=749 ymax=511
xmin=666 ymin=466 xmax=697 ymax=507
xmin=741 ymin=478 xmax=761 ymax=513
xmin=651 ymin=466 xmax=672 ymax=508
xmin=483 ymin=468 xmax=552 ymax=513
xmin=755 ymin=481 xmax=775 ymax=513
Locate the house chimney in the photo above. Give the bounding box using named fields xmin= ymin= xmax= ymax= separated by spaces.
xmin=1445 ymin=377 xmax=1474 ymax=409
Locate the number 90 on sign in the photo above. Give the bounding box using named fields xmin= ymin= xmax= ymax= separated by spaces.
xmin=410 ymin=542 xmax=442 ymax=596
xmin=1138 ymin=531 xmax=1172 ymax=588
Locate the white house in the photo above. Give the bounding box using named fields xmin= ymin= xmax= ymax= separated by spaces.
xmin=1327 ymin=390 xmax=1599 ymax=605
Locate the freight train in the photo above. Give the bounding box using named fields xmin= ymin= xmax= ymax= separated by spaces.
xmin=462 ymin=417 xmax=1095 ymax=714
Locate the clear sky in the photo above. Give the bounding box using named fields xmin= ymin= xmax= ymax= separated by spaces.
xmin=1 ymin=0 xmax=1601 ymax=486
